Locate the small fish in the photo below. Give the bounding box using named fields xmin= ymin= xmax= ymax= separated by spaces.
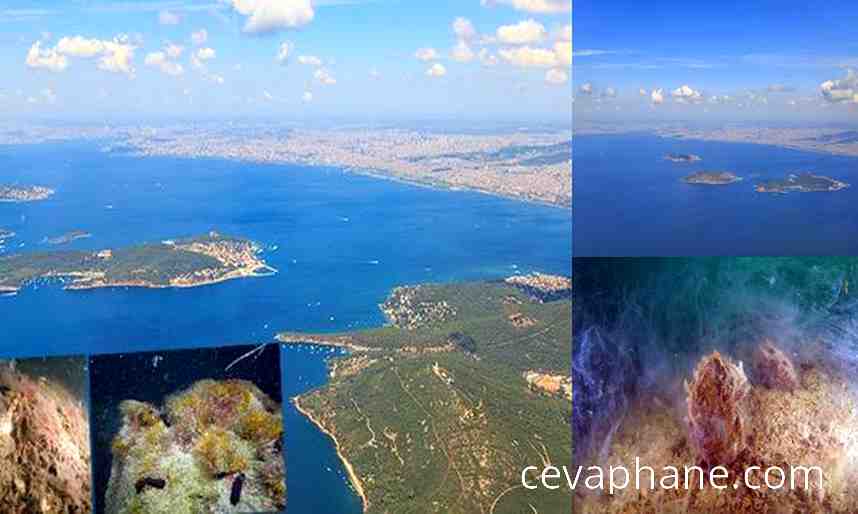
xmin=135 ymin=477 xmax=166 ymax=494
xmin=230 ymin=473 xmax=245 ymax=506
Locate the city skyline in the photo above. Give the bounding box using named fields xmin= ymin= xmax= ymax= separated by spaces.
xmin=0 ymin=0 xmax=572 ymax=122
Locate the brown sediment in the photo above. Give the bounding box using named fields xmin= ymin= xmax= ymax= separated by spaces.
xmin=292 ymin=397 xmax=369 ymax=512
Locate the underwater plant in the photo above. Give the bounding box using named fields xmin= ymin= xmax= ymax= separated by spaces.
xmin=753 ymin=340 xmax=800 ymax=392
xmin=685 ymin=351 xmax=750 ymax=467
xmin=104 ymin=379 xmax=285 ymax=514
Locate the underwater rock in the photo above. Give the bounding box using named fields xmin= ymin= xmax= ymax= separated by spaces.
xmin=0 ymin=364 xmax=92 ymax=513
xmin=685 ymin=351 xmax=750 ymax=467
xmin=753 ymin=340 xmax=800 ymax=392
xmin=105 ymin=379 xmax=285 ymax=514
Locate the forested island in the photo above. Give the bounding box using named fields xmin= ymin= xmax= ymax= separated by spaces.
xmin=0 ymin=232 xmax=274 ymax=294
xmin=682 ymin=171 xmax=742 ymax=185
xmin=756 ymin=172 xmax=849 ymax=193
xmin=279 ymin=275 xmax=571 ymax=514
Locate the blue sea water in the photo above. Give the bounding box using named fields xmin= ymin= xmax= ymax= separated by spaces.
xmin=574 ymin=133 xmax=858 ymax=256
xmin=0 ymin=141 xmax=572 ymax=513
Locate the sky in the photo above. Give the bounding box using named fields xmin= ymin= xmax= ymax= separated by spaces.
xmin=0 ymin=0 xmax=572 ymax=123
xmin=574 ymin=0 xmax=858 ymax=123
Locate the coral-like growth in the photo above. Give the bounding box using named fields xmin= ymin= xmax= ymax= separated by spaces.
xmin=105 ymin=379 xmax=285 ymax=514
xmin=685 ymin=351 xmax=751 ymax=467
xmin=753 ymin=340 xmax=800 ymax=392
xmin=194 ymin=427 xmax=250 ymax=476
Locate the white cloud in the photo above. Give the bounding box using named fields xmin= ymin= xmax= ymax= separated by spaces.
xmin=158 ymin=9 xmax=180 ymax=25
xmin=302 ymin=91 xmax=313 ymax=103
xmin=166 ymin=44 xmax=184 ymax=59
xmin=191 ymin=29 xmax=208 ymax=46
xmin=708 ymin=94 xmax=733 ymax=104
xmin=450 ymin=41 xmax=475 ymax=63
xmin=639 ymin=88 xmax=647 ymax=96
xmin=298 ymin=55 xmax=322 ymax=66
xmin=478 ymin=48 xmax=499 ymax=67
xmin=452 ymin=17 xmax=477 ymax=40
xmin=30 ymin=35 xmax=136 ymax=76
xmin=56 ymin=36 xmax=105 ymax=57
xmin=426 ymin=63 xmax=447 ymax=77
xmin=276 ymin=41 xmax=292 ymax=64
xmin=415 ymin=47 xmax=440 ymax=62
xmin=482 ymin=0 xmax=572 ymax=15
xmin=602 ymin=87 xmax=617 ymax=98
xmin=196 ymin=47 xmax=216 ymax=61
xmin=499 ymin=46 xmax=558 ymax=67
xmin=560 ymin=24 xmax=572 ymax=41
xmin=545 ymin=68 xmax=567 ymax=85
xmin=671 ymin=84 xmax=703 ymax=103
xmin=314 ymin=68 xmax=336 ymax=85
xmin=369 ymin=68 xmax=381 ymax=79
xmin=579 ymin=82 xmax=593 ymax=95
xmin=554 ymin=41 xmax=571 ymax=67
xmin=497 ymin=19 xmax=546 ymax=45
xmin=820 ymin=69 xmax=858 ymax=104
xmin=144 ymin=50 xmax=184 ymax=76
xmin=651 ymin=88 xmax=664 ymax=104
xmin=227 ymin=0 xmax=314 ymax=34
xmin=25 ymin=41 xmax=68 ymax=72
xmin=97 ymin=38 xmax=136 ymax=75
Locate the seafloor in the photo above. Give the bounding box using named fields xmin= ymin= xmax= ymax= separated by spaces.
xmin=0 ymin=363 xmax=92 ymax=513
xmin=577 ymin=346 xmax=858 ymax=514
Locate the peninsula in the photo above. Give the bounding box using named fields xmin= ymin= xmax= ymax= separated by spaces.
xmin=0 ymin=232 xmax=275 ymax=294
xmin=756 ymin=172 xmax=849 ymax=193
xmin=664 ymin=152 xmax=702 ymax=163
xmin=46 ymin=230 xmax=92 ymax=245
xmin=279 ymin=276 xmax=572 ymax=514
xmin=682 ymin=171 xmax=742 ymax=185
xmin=0 ymin=185 xmax=54 ymax=202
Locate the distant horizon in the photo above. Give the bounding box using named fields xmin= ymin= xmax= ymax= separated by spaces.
xmin=0 ymin=0 xmax=571 ymax=120
xmin=575 ymin=0 xmax=858 ymax=123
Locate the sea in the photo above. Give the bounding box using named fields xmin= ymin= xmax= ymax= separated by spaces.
xmin=574 ymin=132 xmax=858 ymax=256
xmin=0 ymin=140 xmax=572 ymax=513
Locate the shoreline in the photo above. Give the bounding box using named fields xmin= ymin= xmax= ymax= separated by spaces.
xmin=292 ymin=396 xmax=369 ymax=513
xmin=1 ymin=266 xmax=277 ymax=294
xmin=276 ymin=334 xmax=373 ymax=353
xmin=125 ymin=148 xmax=571 ymax=210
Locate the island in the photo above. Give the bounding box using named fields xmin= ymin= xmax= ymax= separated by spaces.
xmin=46 ymin=230 xmax=92 ymax=245
xmin=279 ymin=275 xmax=572 ymax=514
xmin=0 ymin=185 xmax=55 ymax=202
xmin=0 ymin=232 xmax=275 ymax=294
xmin=664 ymin=152 xmax=702 ymax=163
xmin=755 ymin=172 xmax=850 ymax=193
xmin=682 ymin=171 xmax=743 ymax=185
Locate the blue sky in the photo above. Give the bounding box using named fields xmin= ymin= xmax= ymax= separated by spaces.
xmin=0 ymin=0 xmax=572 ymax=123
xmin=575 ymin=0 xmax=858 ymax=122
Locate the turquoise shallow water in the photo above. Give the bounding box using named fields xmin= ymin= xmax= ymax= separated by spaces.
xmin=0 ymin=141 xmax=572 ymax=513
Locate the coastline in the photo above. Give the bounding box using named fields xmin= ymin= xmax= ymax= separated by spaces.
xmin=292 ymin=396 xmax=369 ymax=513
xmin=276 ymin=334 xmax=373 ymax=353
xmin=1 ymin=265 xmax=277 ymax=294
xmin=124 ymin=148 xmax=571 ymax=210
